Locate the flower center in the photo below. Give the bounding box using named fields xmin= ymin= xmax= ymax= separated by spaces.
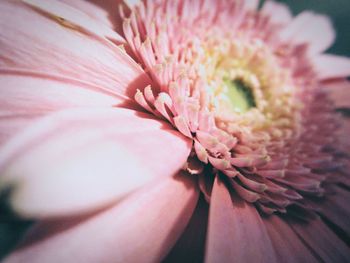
xmin=223 ymin=78 xmax=256 ymax=113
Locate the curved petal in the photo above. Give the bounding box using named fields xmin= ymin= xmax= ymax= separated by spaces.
xmin=312 ymin=54 xmax=350 ymax=80
xmin=264 ymin=215 xmax=318 ymax=263
xmin=0 ymin=71 xmax=118 ymax=111
xmin=0 ymin=108 xmax=192 ymax=218
xmin=262 ymin=1 xmax=293 ymax=25
xmin=287 ymin=216 xmax=350 ymax=262
xmin=205 ymin=176 xmax=277 ymax=263
xmin=318 ymin=185 xmax=350 ymax=238
xmin=322 ymin=79 xmax=350 ymax=108
xmin=0 ymin=0 xmax=151 ymax=101
xmin=4 ymin=174 xmax=199 ymax=263
xmin=0 ymin=70 xmax=119 ymax=146
xmin=164 ymin=196 xmax=209 ymax=263
xmin=23 ymin=0 xmax=125 ymax=44
xmin=60 ymin=0 xmax=124 ymax=34
xmin=279 ymin=12 xmax=335 ymax=54
xmin=244 ymin=0 xmax=259 ymax=11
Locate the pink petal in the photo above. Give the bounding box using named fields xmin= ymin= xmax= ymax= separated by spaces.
xmin=4 ymin=174 xmax=199 ymax=263
xmin=164 ymin=196 xmax=209 ymax=263
xmin=279 ymin=12 xmax=335 ymax=54
xmin=312 ymin=54 xmax=350 ymax=80
xmin=205 ymin=176 xmax=277 ymax=263
xmin=0 ymin=70 xmax=119 ymax=145
xmin=264 ymin=215 xmax=318 ymax=263
xmin=318 ymin=185 xmax=350 ymax=238
xmin=287 ymin=216 xmax=350 ymax=262
xmin=0 ymin=0 xmax=150 ymax=101
xmin=82 ymin=0 xmax=126 ymax=36
xmin=60 ymin=0 xmax=120 ymax=28
xmin=322 ymin=79 xmax=350 ymax=108
xmin=262 ymin=1 xmax=292 ymax=25
xmin=0 ymin=108 xmax=192 ymax=218
xmin=244 ymin=0 xmax=259 ymax=11
xmin=23 ymin=0 xmax=125 ymax=44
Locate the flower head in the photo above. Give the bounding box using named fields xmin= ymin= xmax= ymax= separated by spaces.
xmin=0 ymin=0 xmax=350 ymax=262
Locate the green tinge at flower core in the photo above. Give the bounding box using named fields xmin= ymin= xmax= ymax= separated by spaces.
xmin=224 ymin=78 xmax=256 ymax=113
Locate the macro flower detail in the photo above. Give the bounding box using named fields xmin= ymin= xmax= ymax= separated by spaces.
xmin=124 ymin=0 xmax=347 ymax=214
xmin=0 ymin=0 xmax=350 ymax=262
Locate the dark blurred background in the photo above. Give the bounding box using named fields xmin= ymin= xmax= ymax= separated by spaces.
xmin=0 ymin=0 xmax=349 ymax=260
xmin=278 ymin=0 xmax=350 ymax=56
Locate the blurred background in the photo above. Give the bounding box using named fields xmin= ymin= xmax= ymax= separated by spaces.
xmin=1 ymin=0 xmax=349 ymax=260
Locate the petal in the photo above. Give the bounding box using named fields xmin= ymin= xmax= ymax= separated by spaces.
xmin=262 ymin=1 xmax=292 ymax=25
xmin=279 ymin=12 xmax=335 ymax=54
xmin=318 ymin=185 xmax=350 ymax=238
xmin=23 ymin=0 xmax=125 ymax=44
xmin=4 ymin=174 xmax=199 ymax=263
xmin=322 ymin=79 xmax=350 ymax=108
xmin=164 ymin=196 xmax=209 ymax=263
xmin=64 ymin=0 xmax=125 ymax=32
xmin=312 ymin=54 xmax=350 ymax=80
xmin=0 ymin=0 xmax=151 ymax=101
xmin=244 ymin=0 xmax=259 ymax=11
xmin=205 ymin=176 xmax=277 ymax=263
xmin=287 ymin=216 xmax=350 ymax=262
xmin=0 ymin=70 xmax=119 ymax=146
xmin=264 ymin=215 xmax=318 ymax=263
xmin=0 ymin=108 xmax=192 ymax=218
xmin=83 ymin=0 xmax=126 ymax=36
xmin=0 ymin=71 xmax=118 ymax=111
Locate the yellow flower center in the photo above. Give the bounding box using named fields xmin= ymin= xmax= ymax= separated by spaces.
xmin=222 ymin=78 xmax=256 ymax=113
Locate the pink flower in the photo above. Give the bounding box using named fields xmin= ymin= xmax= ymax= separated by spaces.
xmin=1 ymin=0 xmax=350 ymax=262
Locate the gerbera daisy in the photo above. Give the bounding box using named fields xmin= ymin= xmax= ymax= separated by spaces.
xmin=0 ymin=0 xmax=350 ymax=262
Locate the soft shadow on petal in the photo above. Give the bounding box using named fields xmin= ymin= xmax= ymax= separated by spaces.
xmin=0 ymin=0 xmax=151 ymax=102
xmin=3 ymin=174 xmax=199 ymax=263
xmin=205 ymin=176 xmax=278 ymax=263
xmin=22 ymin=0 xmax=125 ymax=44
xmin=285 ymin=215 xmax=350 ymax=262
xmin=0 ymin=71 xmax=119 ymax=146
xmin=322 ymin=79 xmax=350 ymax=108
xmin=60 ymin=0 xmax=124 ymax=33
xmin=0 ymin=108 xmax=192 ymax=218
xmin=264 ymin=215 xmax=318 ymax=263
xmin=317 ymin=185 xmax=350 ymax=240
xmin=164 ymin=195 xmax=209 ymax=263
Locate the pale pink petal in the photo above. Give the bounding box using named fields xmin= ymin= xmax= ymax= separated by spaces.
xmin=287 ymin=216 xmax=350 ymax=262
xmin=81 ymin=0 xmax=126 ymax=36
xmin=322 ymin=79 xmax=350 ymax=108
xmin=0 ymin=108 xmax=192 ymax=218
xmin=205 ymin=176 xmax=277 ymax=263
xmin=0 ymin=70 xmax=119 ymax=145
xmin=279 ymin=12 xmax=335 ymax=54
xmin=60 ymin=0 xmax=123 ymax=32
xmin=164 ymin=196 xmax=209 ymax=263
xmin=312 ymin=54 xmax=350 ymax=80
xmin=0 ymin=0 xmax=150 ymax=101
xmin=264 ymin=215 xmax=318 ymax=263
xmin=23 ymin=0 xmax=125 ymax=44
xmin=262 ymin=1 xmax=292 ymax=25
xmin=4 ymin=174 xmax=199 ymax=263
xmin=244 ymin=0 xmax=259 ymax=11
